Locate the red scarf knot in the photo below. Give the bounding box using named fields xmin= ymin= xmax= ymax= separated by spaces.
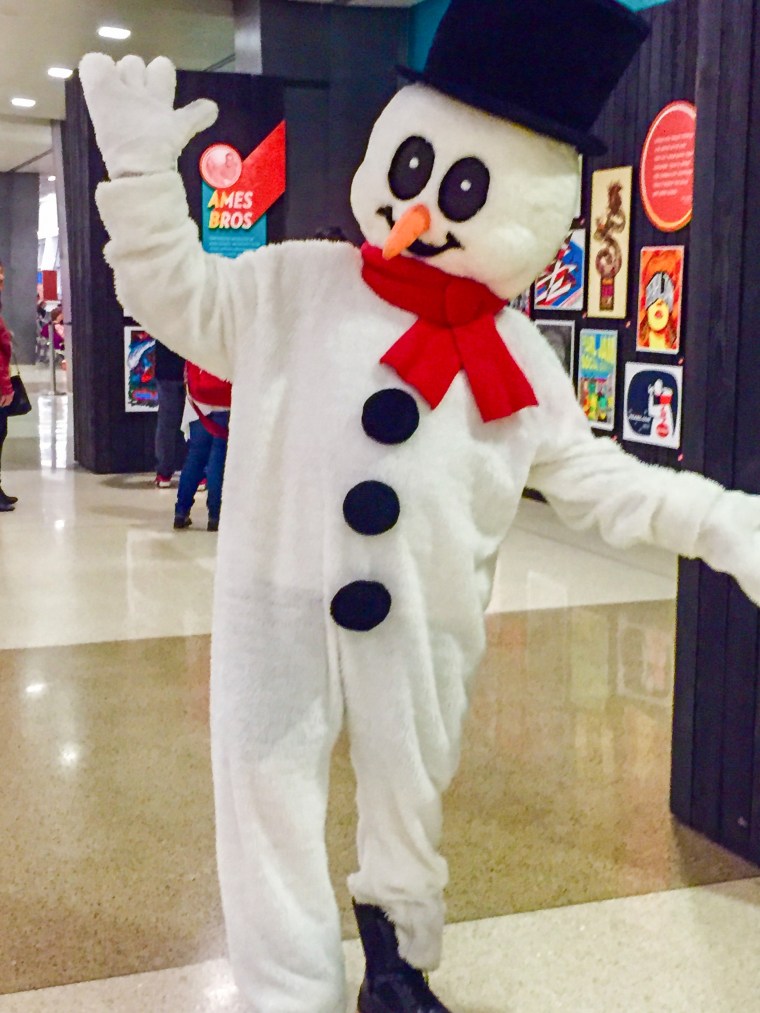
xmin=360 ymin=243 xmax=538 ymax=423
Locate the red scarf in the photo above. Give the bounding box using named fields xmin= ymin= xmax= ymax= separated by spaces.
xmin=360 ymin=243 xmax=538 ymax=423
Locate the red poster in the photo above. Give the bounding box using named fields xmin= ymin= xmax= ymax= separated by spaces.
xmin=640 ymin=101 xmax=696 ymax=233
xmin=637 ymin=246 xmax=685 ymax=355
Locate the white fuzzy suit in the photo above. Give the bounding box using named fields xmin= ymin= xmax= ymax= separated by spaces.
xmin=82 ymin=56 xmax=760 ymax=1013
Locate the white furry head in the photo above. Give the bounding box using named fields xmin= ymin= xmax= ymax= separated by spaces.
xmin=351 ymin=85 xmax=580 ymax=300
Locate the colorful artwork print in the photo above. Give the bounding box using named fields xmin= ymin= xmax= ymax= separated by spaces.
xmin=508 ymin=287 xmax=532 ymax=318
xmin=578 ymin=329 xmax=617 ymax=431
xmin=637 ymin=246 xmax=685 ymax=354
xmin=588 ymin=166 xmax=633 ymax=320
xmin=536 ymin=319 xmax=575 ymax=379
xmin=124 ymin=327 xmax=158 ymax=413
xmin=200 ymin=121 xmax=286 ymax=259
xmin=623 ymin=363 xmax=683 ymax=449
xmin=534 ymin=229 xmax=586 ymax=311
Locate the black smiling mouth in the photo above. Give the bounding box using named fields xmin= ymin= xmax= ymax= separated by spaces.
xmin=377 ymin=206 xmax=463 ymax=258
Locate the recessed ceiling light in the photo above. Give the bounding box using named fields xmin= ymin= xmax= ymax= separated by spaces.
xmin=98 ymin=25 xmax=131 ymax=41
xmin=48 ymin=176 xmax=57 ymax=182
xmin=11 ymin=97 xmax=36 ymax=108
xmin=48 ymin=67 xmax=73 ymax=79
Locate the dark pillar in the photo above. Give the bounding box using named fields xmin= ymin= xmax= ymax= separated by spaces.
xmin=0 ymin=171 xmax=39 ymax=363
xmin=670 ymin=0 xmax=760 ymax=862
xmin=63 ymin=69 xmax=283 ymax=473
xmin=233 ymin=0 xmax=413 ymax=242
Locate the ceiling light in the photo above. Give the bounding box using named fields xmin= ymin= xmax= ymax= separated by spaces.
xmin=48 ymin=67 xmax=73 ymax=80
xmin=48 ymin=175 xmax=56 ymax=182
xmin=98 ymin=25 xmax=131 ymax=41
xmin=11 ymin=97 xmax=36 ymax=108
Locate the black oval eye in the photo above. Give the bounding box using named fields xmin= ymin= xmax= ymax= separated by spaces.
xmin=388 ymin=136 xmax=435 ymax=201
xmin=438 ymin=157 xmax=490 ymax=222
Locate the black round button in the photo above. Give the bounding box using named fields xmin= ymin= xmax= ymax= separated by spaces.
xmin=343 ymin=481 xmax=400 ymax=536
xmin=331 ymin=581 xmax=392 ymax=632
xmin=362 ymin=389 xmax=420 ymax=445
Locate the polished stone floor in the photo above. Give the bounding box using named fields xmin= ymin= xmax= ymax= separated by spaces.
xmin=1 ymin=384 xmax=758 ymax=1011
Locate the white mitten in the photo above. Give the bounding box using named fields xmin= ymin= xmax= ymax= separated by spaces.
xmin=78 ymin=53 xmax=218 ymax=178
xmin=695 ymin=489 xmax=760 ymax=606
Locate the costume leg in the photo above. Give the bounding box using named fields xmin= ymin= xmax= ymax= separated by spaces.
xmin=341 ymin=610 xmax=480 ymax=973
xmin=176 ymin=418 xmax=210 ymax=516
xmin=211 ymin=587 xmax=346 ymax=1013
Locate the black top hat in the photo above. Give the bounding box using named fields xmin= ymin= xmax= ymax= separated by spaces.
xmin=398 ymin=0 xmax=650 ymax=156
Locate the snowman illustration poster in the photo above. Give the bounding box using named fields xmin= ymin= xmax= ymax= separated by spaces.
xmin=534 ymin=228 xmax=586 ymax=311
xmin=578 ymin=328 xmax=617 ymax=430
xmin=588 ymin=165 xmax=633 ymax=319
xmin=636 ymin=246 xmax=685 ymax=354
xmin=77 ymin=0 xmax=760 ymax=1010
xmin=623 ymin=363 xmax=683 ymax=449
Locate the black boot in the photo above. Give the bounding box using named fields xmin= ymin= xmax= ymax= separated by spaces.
xmin=353 ymin=902 xmax=452 ymax=1013
xmin=0 ymin=487 xmax=17 ymax=506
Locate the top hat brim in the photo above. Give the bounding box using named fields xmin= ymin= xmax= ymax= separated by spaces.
xmin=397 ymin=65 xmax=608 ymax=156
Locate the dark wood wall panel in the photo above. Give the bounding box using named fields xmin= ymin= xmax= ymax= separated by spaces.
xmin=664 ymin=0 xmax=760 ymax=864
xmin=582 ymin=0 xmax=696 ymax=469
xmin=64 ymin=71 xmax=284 ymax=473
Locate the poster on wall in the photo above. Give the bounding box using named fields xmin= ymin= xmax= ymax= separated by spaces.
xmin=623 ymin=363 xmax=683 ymax=449
xmin=200 ymin=121 xmax=286 ymax=259
xmin=536 ymin=319 xmax=575 ymax=379
xmin=640 ymin=101 xmax=696 ymax=233
xmin=124 ymin=327 xmax=158 ymax=413
xmin=637 ymin=246 xmax=685 ymax=354
xmin=534 ymin=229 xmax=586 ymax=311
xmin=588 ymin=166 xmax=633 ymax=320
xmin=509 ymin=287 xmax=532 ymax=318
xmin=578 ymin=328 xmax=617 ymax=431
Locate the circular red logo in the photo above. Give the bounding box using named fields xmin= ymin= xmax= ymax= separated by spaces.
xmin=640 ymin=101 xmax=696 ymax=233
xmin=199 ymin=144 xmax=243 ymax=190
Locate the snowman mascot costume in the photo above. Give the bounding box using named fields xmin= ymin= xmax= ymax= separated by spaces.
xmin=79 ymin=1 xmax=760 ymax=1010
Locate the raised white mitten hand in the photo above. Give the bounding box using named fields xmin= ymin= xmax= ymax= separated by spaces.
xmin=78 ymin=53 xmax=218 ymax=178
xmin=696 ymin=489 xmax=760 ymax=605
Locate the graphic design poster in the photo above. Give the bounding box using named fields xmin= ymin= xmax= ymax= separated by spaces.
xmin=578 ymin=329 xmax=617 ymax=431
xmin=637 ymin=246 xmax=685 ymax=354
xmin=640 ymin=101 xmax=696 ymax=233
xmin=509 ymin=287 xmax=532 ymax=318
xmin=536 ymin=319 xmax=575 ymax=379
xmin=623 ymin=363 xmax=683 ymax=449
xmin=200 ymin=121 xmax=286 ymax=259
xmin=588 ymin=166 xmax=633 ymax=320
xmin=124 ymin=327 xmax=157 ymax=413
xmin=534 ymin=229 xmax=586 ymax=311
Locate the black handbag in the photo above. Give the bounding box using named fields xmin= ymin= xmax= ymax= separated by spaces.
xmin=7 ymin=373 xmax=31 ymax=416
xmin=1 ymin=368 xmax=31 ymax=417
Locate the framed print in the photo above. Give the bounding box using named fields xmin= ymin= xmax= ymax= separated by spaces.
xmin=623 ymin=363 xmax=683 ymax=449
xmin=124 ymin=327 xmax=158 ymax=413
xmin=534 ymin=229 xmax=586 ymax=311
xmin=578 ymin=328 xmax=617 ymax=431
xmin=637 ymin=246 xmax=685 ymax=354
xmin=588 ymin=166 xmax=633 ymax=320
xmin=536 ymin=319 xmax=575 ymax=379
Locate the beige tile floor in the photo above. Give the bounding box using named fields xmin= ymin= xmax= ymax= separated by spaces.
xmin=1 ymin=390 xmax=758 ymax=1011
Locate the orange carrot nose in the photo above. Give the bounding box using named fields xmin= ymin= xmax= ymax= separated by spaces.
xmin=383 ymin=204 xmax=432 ymax=260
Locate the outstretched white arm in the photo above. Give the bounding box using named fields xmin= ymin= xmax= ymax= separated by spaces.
xmin=79 ymin=53 xmax=261 ymax=378
xmin=527 ymin=359 xmax=760 ymax=607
